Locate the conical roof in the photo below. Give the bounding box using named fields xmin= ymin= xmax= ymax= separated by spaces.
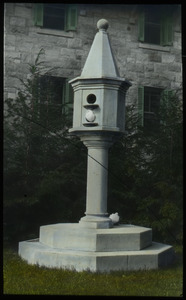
xmin=80 ymin=19 xmax=120 ymax=79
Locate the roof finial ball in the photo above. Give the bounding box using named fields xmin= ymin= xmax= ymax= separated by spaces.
xmin=97 ymin=19 xmax=109 ymax=31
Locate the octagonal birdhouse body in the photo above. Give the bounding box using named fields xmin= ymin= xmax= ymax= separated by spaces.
xmin=69 ymin=19 xmax=131 ymax=136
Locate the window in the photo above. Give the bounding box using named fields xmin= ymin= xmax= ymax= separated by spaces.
xmin=144 ymin=9 xmax=161 ymax=45
xmin=34 ymin=4 xmax=77 ymax=31
xmin=138 ymin=86 xmax=164 ymax=130
xmin=43 ymin=4 xmax=65 ymax=31
xmin=38 ymin=76 xmax=73 ymax=126
xmin=144 ymin=87 xmax=162 ymax=128
xmin=138 ymin=5 xmax=173 ymax=46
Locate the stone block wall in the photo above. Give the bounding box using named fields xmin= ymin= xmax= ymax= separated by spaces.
xmin=4 ymin=3 xmax=182 ymax=104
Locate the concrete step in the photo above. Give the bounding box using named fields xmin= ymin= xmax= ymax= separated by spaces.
xmin=39 ymin=223 xmax=152 ymax=251
xmin=18 ymin=239 xmax=175 ymax=272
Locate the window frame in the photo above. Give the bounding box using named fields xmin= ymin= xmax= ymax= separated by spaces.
xmin=38 ymin=75 xmax=73 ymax=122
xmin=138 ymin=6 xmax=173 ymax=46
xmin=144 ymin=11 xmax=161 ymax=45
xmin=42 ymin=4 xmax=66 ymax=31
xmin=138 ymin=86 xmax=165 ymax=129
xmin=34 ymin=3 xmax=78 ymax=32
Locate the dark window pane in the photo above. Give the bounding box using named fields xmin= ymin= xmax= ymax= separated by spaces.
xmin=144 ymin=87 xmax=162 ymax=130
xmin=39 ymin=76 xmax=65 ymax=125
xmin=144 ymin=24 xmax=160 ymax=45
xmin=144 ymin=112 xmax=160 ymax=131
xmin=43 ymin=4 xmax=65 ymax=30
xmin=144 ymin=7 xmax=161 ymax=45
xmin=145 ymin=7 xmax=161 ymax=24
xmin=144 ymin=94 xmax=150 ymax=112
xmin=151 ymin=94 xmax=160 ymax=113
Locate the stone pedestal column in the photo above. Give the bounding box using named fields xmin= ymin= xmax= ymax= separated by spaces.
xmin=79 ymin=134 xmax=115 ymax=228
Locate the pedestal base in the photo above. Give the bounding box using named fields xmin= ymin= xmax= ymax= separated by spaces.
xmin=18 ymin=223 xmax=175 ymax=272
xmin=79 ymin=215 xmax=113 ymax=228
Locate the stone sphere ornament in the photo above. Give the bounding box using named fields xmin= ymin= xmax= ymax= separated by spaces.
xmin=85 ymin=110 xmax=96 ymax=122
xmin=97 ymin=19 xmax=109 ymax=31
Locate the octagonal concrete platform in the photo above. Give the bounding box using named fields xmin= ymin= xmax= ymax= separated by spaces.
xmin=18 ymin=223 xmax=175 ymax=272
xmin=39 ymin=223 xmax=152 ymax=251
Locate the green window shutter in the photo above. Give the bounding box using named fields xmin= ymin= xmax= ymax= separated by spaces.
xmin=138 ymin=12 xmax=145 ymax=42
xmin=65 ymin=5 xmax=77 ymax=31
xmin=161 ymin=89 xmax=169 ymax=105
xmin=138 ymin=86 xmax=144 ymax=126
xmin=34 ymin=4 xmax=43 ymax=26
xmin=160 ymin=15 xmax=173 ymax=46
xmin=161 ymin=89 xmax=174 ymax=107
xmin=160 ymin=89 xmax=174 ymax=125
xmin=62 ymin=79 xmax=74 ymax=116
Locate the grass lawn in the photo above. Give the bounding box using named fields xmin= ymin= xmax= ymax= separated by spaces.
xmin=3 ymin=244 xmax=183 ymax=296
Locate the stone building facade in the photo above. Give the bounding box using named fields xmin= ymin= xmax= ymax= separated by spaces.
xmin=4 ymin=3 xmax=182 ymax=127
